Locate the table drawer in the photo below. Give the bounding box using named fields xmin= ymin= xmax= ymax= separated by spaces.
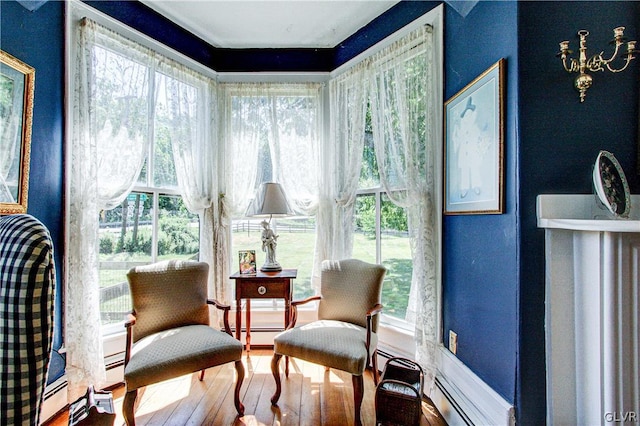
xmin=238 ymin=280 xmax=287 ymax=298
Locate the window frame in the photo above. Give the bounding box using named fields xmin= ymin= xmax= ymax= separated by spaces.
xmin=65 ymin=0 xmax=442 ymax=372
xmin=222 ymin=81 xmax=325 ymax=310
xmin=95 ymin=59 xmax=205 ymax=333
xmin=66 ymin=1 xmax=216 ymax=338
xmin=331 ymin=6 xmax=444 ymax=348
xmin=99 ymin=187 xmax=193 ymax=336
xmin=354 ymin=186 xmax=415 ymax=331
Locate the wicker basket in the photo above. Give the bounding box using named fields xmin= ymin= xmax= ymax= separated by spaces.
xmin=375 ymin=357 xmax=424 ymax=426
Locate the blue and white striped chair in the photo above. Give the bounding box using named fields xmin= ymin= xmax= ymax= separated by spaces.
xmin=0 ymin=214 xmax=56 ymax=426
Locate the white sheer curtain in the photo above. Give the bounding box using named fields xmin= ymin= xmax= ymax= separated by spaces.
xmin=269 ymin=84 xmax=322 ymax=216
xmin=315 ymin=62 xmax=369 ymax=285
xmin=217 ymin=83 xmax=263 ymax=298
xmin=158 ymin=61 xmax=222 ymax=308
xmin=368 ymin=25 xmax=439 ymax=391
xmin=220 ymin=84 xmax=266 ymax=217
xmin=219 ymin=83 xmax=322 ymax=284
xmin=67 ymin=18 xmax=152 ymax=398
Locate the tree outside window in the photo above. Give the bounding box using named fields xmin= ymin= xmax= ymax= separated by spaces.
xmin=353 ymin=110 xmax=413 ymax=324
xmin=97 ymin=65 xmax=200 ymax=327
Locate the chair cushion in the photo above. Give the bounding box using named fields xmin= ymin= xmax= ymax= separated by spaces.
xmin=273 ymin=320 xmax=378 ymax=376
xmin=124 ymin=324 xmax=242 ymax=390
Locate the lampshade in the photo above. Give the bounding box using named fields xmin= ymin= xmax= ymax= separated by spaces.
xmin=245 ymin=182 xmax=294 ymax=218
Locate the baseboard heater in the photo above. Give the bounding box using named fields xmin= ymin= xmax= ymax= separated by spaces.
xmin=105 ymin=352 xmax=125 ymax=371
xmin=433 ymin=376 xmax=474 ymax=425
xmin=43 ymin=376 xmax=67 ymax=401
xmin=431 ymin=347 xmax=515 ymax=426
xmin=41 ymin=376 xmax=69 ymax=423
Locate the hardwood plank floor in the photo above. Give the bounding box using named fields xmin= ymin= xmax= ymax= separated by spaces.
xmin=44 ymin=349 xmax=446 ymax=426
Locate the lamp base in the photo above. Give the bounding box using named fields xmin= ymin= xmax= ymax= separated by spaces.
xmin=260 ymin=261 xmax=282 ymax=272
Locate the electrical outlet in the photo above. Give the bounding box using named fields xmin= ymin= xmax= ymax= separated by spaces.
xmin=449 ymin=330 xmax=458 ymax=355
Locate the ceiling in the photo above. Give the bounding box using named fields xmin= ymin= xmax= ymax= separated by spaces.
xmin=139 ymin=1 xmax=400 ymax=49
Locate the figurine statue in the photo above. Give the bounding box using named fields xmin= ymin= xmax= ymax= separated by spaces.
xmin=260 ymin=220 xmax=280 ymax=270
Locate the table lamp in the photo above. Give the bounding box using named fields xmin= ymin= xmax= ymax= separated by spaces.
xmin=245 ymin=182 xmax=293 ymax=271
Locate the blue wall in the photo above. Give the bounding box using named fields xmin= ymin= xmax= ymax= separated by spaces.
xmin=442 ymin=0 xmax=519 ymax=406
xmin=517 ymin=2 xmax=640 ymax=423
xmin=0 ymin=0 xmax=66 ymax=382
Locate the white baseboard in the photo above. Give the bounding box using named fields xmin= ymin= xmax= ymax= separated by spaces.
xmin=432 ymin=347 xmax=515 ymax=426
xmin=40 ymin=376 xmax=68 ymax=424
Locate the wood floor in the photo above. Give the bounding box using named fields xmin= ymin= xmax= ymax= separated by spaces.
xmin=44 ymin=349 xmax=446 ymax=426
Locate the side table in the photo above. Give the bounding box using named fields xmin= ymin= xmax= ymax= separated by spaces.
xmin=230 ymin=269 xmax=297 ymax=352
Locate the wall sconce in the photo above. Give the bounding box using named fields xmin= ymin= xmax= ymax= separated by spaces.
xmin=557 ymin=27 xmax=636 ymax=102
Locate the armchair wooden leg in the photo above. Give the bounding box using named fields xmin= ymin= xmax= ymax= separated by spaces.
xmin=234 ymin=360 xmax=245 ymax=416
xmin=372 ymin=349 xmax=380 ymax=385
xmin=352 ymin=374 xmax=364 ymax=426
xmin=285 ymin=355 xmax=290 ymax=378
xmin=123 ymin=389 xmax=138 ymax=426
xmin=199 ymin=369 xmax=205 ymax=381
xmin=270 ymin=353 xmax=283 ymax=405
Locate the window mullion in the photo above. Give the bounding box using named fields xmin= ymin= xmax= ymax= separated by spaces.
xmin=151 ymin=190 xmax=159 ymax=261
xmin=148 ymin=66 xmax=158 ymax=262
xmin=147 ymin=66 xmax=156 ymax=188
xmin=376 ymin=189 xmax=382 ymax=263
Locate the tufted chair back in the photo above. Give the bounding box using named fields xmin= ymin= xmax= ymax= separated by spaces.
xmin=317 ymin=258 xmax=386 ymax=331
xmin=0 ymin=214 xmax=55 ymax=426
xmin=126 ymin=260 xmax=210 ymax=344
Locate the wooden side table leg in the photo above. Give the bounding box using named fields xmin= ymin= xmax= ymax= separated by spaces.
xmin=235 ymin=297 xmax=241 ymax=342
xmin=246 ymin=299 xmax=251 ymax=352
xmin=284 ymin=279 xmax=292 ymax=376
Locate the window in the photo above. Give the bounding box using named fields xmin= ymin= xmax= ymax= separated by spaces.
xmin=231 ymin=216 xmax=316 ymax=300
xmin=67 ymin=6 xmax=220 ymax=392
xmin=98 ymin=193 xmax=199 ymax=327
xmin=354 ymin=126 xmax=413 ymax=325
xmin=224 ymin=84 xmax=321 ymax=303
xmin=94 ymin=44 xmax=204 ymax=329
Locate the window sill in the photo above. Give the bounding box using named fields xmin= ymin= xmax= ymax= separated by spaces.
xmin=377 ymin=321 xmax=416 ymax=359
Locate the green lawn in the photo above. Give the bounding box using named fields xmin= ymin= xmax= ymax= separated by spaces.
xmin=233 ymin=228 xmax=413 ymax=319
xmin=99 ymin=226 xmax=413 ymax=323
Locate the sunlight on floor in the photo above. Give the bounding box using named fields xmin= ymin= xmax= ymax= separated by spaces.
xmin=135 ymin=375 xmax=191 ymax=414
xmin=234 ymin=415 xmax=270 ymax=425
xmin=89 ymin=351 xmax=443 ymax=426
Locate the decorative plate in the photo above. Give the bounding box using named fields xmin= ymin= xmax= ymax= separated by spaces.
xmin=592 ymin=150 xmax=630 ymax=218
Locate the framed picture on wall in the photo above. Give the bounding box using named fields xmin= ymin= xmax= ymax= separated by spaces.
xmin=0 ymin=50 xmax=35 ymax=215
xmin=444 ymin=58 xmax=505 ymax=215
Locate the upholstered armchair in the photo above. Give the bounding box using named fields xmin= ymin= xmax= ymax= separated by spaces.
xmin=0 ymin=214 xmax=56 ymax=426
xmin=123 ymin=260 xmax=244 ymax=426
xmin=270 ymin=258 xmax=386 ymax=426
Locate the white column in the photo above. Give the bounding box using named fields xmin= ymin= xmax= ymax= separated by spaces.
xmin=538 ymin=195 xmax=640 ymax=426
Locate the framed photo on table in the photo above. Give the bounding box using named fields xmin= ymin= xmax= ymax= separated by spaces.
xmin=239 ymin=250 xmax=257 ymax=275
xmin=444 ymin=58 xmax=505 ymax=215
xmin=0 ymin=50 xmax=35 ymax=215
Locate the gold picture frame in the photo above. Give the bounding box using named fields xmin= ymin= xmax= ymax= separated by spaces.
xmin=0 ymin=50 xmax=35 ymax=215
xmin=444 ymin=59 xmax=505 ymax=215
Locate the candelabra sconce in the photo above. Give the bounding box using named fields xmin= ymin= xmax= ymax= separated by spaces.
xmin=557 ymin=27 xmax=636 ymax=102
